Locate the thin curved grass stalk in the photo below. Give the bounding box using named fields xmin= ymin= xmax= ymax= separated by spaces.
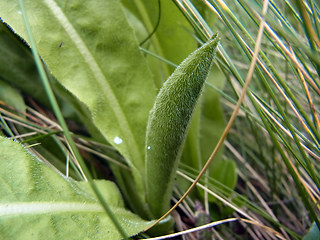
xmin=145 ymin=34 xmax=220 ymax=218
xmin=142 ymin=218 xmax=239 ymax=240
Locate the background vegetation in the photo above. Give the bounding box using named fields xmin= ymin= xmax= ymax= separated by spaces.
xmin=0 ymin=0 xmax=319 ymax=239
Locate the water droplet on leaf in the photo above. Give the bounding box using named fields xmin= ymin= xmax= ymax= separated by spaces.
xmin=113 ymin=136 xmax=123 ymax=144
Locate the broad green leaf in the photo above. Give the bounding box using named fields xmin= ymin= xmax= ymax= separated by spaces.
xmin=0 ymin=136 xmax=153 ymax=239
xmin=0 ymin=20 xmax=68 ymax=118
xmin=0 ymin=19 xmax=109 ymax=180
xmin=0 ymin=0 xmax=157 ymax=200
xmin=0 ymin=20 xmax=50 ymax=104
xmin=0 ymin=20 xmax=105 ymax=141
xmin=0 ymin=8 xmax=148 ymax=218
xmin=146 ymin=35 xmax=220 ymax=217
xmin=121 ymin=0 xmax=197 ymax=87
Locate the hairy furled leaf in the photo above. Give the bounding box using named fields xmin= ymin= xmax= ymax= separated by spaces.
xmin=145 ymin=34 xmax=220 ymax=217
xmin=0 ymin=136 xmax=153 ymax=240
xmin=0 ymin=0 xmax=157 ymax=203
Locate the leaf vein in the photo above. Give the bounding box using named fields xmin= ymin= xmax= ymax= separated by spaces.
xmin=44 ymin=0 xmax=142 ymax=172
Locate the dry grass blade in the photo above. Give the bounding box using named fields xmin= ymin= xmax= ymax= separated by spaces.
xmin=141 ymin=218 xmax=239 ymax=240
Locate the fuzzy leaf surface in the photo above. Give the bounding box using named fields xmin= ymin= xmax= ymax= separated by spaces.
xmin=0 ymin=0 xmax=157 ymax=197
xmin=145 ymin=35 xmax=220 ymax=217
xmin=0 ymin=137 xmax=153 ymax=240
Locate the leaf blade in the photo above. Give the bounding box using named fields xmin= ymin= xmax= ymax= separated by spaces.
xmin=0 ymin=136 xmax=153 ymax=239
xmin=0 ymin=0 xmax=157 ymax=198
xmin=145 ymin=35 xmax=220 ymax=217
